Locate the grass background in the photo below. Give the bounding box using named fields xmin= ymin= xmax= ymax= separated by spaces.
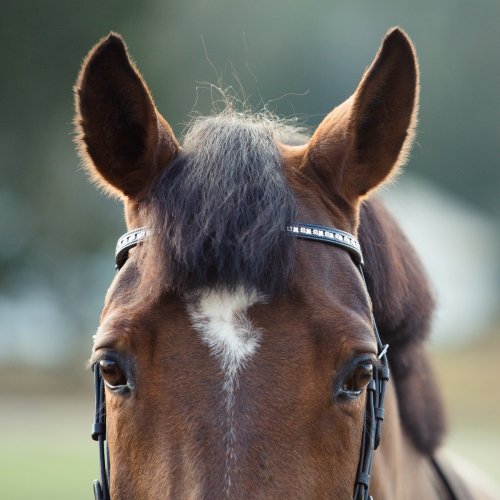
xmin=1 ymin=332 xmax=499 ymax=499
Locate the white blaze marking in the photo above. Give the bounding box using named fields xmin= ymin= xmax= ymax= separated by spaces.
xmin=187 ymin=286 xmax=262 ymax=496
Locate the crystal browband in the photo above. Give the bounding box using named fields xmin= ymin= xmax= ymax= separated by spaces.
xmin=286 ymin=223 xmax=363 ymax=266
xmin=115 ymin=227 xmax=150 ymax=270
xmin=114 ymin=223 xmax=363 ymax=270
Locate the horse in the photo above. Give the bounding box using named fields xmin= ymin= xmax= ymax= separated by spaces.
xmin=74 ymin=28 xmax=497 ymax=499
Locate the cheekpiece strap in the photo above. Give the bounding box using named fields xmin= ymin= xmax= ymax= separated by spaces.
xmin=115 ymin=227 xmax=149 ymax=270
xmin=286 ymin=223 xmax=363 ymax=266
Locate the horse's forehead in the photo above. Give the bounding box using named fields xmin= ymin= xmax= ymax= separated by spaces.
xmin=101 ymin=226 xmax=371 ymax=321
xmin=99 ymin=274 xmax=373 ymax=361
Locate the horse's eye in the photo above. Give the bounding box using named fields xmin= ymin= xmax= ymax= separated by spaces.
xmin=99 ymin=359 xmax=128 ymax=390
xmin=339 ymin=362 xmax=373 ymax=399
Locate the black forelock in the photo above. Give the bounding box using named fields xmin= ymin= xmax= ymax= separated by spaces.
xmin=138 ymin=112 xmax=298 ymax=295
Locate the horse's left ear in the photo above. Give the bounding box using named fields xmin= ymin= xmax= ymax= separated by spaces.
xmin=306 ymin=28 xmax=419 ymax=201
xmin=74 ymin=33 xmax=179 ymax=200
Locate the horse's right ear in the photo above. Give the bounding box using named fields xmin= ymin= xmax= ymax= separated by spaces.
xmin=74 ymin=33 xmax=179 ymax=199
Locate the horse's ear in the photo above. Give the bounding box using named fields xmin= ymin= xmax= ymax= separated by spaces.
xmin=74 ymin=33 xmax=179 ymax=199
xmin=306 ymin=28 xmax=419 ymax=201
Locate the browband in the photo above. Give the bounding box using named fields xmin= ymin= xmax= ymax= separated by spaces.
xmin=115 ymin=227 xmax=150 ymax=270
xmin=115 ymin=223 xmax=363 ymax=270
xmin=286 ymin=223 xmax=363 ymax=266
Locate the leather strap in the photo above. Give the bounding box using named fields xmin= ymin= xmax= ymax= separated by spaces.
xmin=113 ymin=224 xmax=363 ymax=270
xmin=286 ymin=223 xmax=364 ymax=266
xmin=92 ymin=365 xmax=110 ymax=500
xmin=430 ymin=455 xmax=467 ymax=500
xmin=115 ymin=227 xmax=149 ymax=270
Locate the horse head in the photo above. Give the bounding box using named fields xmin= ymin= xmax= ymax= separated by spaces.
xmin=75 ymin=28 xmax=448 ymax=499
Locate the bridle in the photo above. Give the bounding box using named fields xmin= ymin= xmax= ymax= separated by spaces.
xmin=91 ymin=223 xmax=390 ymax=500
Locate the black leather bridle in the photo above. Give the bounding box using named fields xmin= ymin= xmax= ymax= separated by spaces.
xmin=92 ymin=363 xmax=109 ymax=499
xmin=91 ymin=223 xmax=390 ymax=500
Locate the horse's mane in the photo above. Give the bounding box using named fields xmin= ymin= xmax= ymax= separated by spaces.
xmin=139 ymin=111 xmax=445 ymax=455
xmin=359 ymin=199 xmax=446 ymax=454
xmin=138 ymin=112 xmax=298 ymax=296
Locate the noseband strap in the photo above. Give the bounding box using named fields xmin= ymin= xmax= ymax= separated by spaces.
xmin=94 ymin=223 xmax=389 ymax=500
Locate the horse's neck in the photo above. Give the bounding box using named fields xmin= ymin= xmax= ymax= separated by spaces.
xmin=361 ymin=200 xmax=495 ymax=500
xmin=370 ymin=381 xmax=443 ymax=500
xmin=359 ymin=198 xmax=446 ymax=457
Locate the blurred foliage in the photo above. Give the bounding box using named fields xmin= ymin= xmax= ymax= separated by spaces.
xmin=0 ymin=2 xmax=499 ymax=343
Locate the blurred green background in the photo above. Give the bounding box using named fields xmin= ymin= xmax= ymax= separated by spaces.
xmin=1 ymin=1 xmax=499 ymax=498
